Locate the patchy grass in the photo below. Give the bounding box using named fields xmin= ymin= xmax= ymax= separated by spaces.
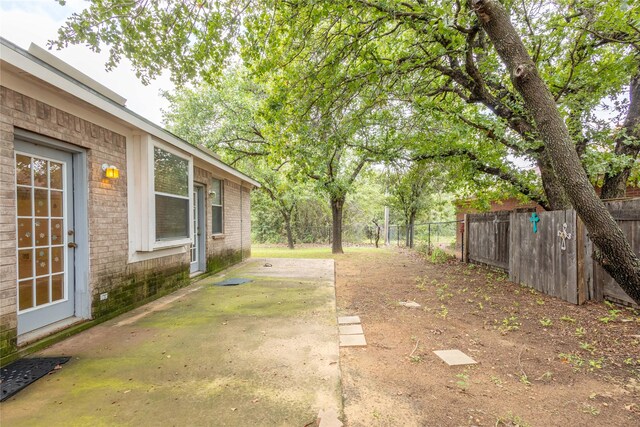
xmin=336 ymin=246 xmax=640 ymax=427
xmin=252 ymin=244 xmax=384 ymax=259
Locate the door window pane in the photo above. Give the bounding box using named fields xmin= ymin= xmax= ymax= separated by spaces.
xmin=51 ymin=274 xmax=64 ymax=301
xmin=17 ymin=187 xmax=32 ymax=216
xmin=50 ymin=162 xmax=63 ymax=189
xmin=18 ymin=218 xmax=33 ymax=248
xmin=19 ymin=280 xmax=34 ymax=310
xmin=34 ymin=189 xmax=49 ymax=217
xmin=35 ymin=276 xmax=50 ymax=306
xmin=51 ymin=219 xmax=63 ymax=244
xmin=16 ymin=155 xmax=31 ymax=185
xmin=51 ymin=246 xmax=64 ymax=274
xmin=18 ymin=249 xmax=33 ymax=279
xmin=50 ymin=191 xmax=63 ymax=217
xmin=33 ymin=158 xmax=48 ymax=188
xmin=35 ymin=219 xmax=49 ymax=246
xmin=36 ymin=248 xmax=49 ymax=276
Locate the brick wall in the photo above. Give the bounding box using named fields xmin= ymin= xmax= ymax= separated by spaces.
xmin=0 ymin=96 xmax=17 ymax=353
xmin=1 ymin=88 xmax=193 ymax=357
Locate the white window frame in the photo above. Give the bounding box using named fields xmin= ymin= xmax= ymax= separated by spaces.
xmin=211 ymin=178 xmax=224 ymax=236
xmin=131 ymin=134 xmax=193 ymax=252
xmin=151 ymin=141 xmax=193 ymax=249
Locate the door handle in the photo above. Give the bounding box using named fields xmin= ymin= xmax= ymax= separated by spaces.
xmin=68 ymin=242 xmax=78 ymax=249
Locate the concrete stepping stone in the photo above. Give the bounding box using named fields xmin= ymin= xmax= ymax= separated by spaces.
xmin=338 ymin=315 xmax=360 ymax=325
xmin=340 ymin=334 xmax=367 ymax=347
xmin=399 ymin=301 xmax=421 ymax=308
xmin=318 ymin=408 xmax=343 ymax=427
xmin=339 ymin=324 xmax=363 ymax=335
xmin=433 ymin=349 xmax=477 ymax=366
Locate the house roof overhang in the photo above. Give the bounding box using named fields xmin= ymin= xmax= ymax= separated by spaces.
xmin=0 ymin=37 xmax=260 ymax=188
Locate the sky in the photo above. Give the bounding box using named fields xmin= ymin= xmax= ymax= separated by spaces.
xmin=0 ymin=0 xmax=174 ymax=126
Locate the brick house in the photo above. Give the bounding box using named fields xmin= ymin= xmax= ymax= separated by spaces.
xmin=0 ymin=38 xmax=260 ymax=361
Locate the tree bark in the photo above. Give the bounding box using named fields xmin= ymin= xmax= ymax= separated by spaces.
xmin=536 ymin=152 xmax=570 ymax=210
xmin=330 ymin=196 xmax=345 ymax=254
xmin=601 ymin=72 xmax=640 ymax=199
xmin=372 ymin=219 xmax=381 ymax=248
xmin=282 ymin=211 xmax=295 ymax=249
xmin=408 ymin=211 xmax=417 ymax=248
xmin=471 ymin=0 xmax=640 ymax=305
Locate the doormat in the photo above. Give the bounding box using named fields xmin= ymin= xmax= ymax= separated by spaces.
xmin=214 ymin=278 xmax=252 ymax=286
xmin=1 ymin=356 xmax=71 ymax=401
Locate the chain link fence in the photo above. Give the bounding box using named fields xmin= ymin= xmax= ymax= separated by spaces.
xmin=253 ymin=220 xmax=462 ymax=253
xmin=388 ymin=221 xmax=461 ymax=254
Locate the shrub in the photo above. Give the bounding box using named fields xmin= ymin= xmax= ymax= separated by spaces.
xmin=430 ymin=248 xmax=453 ymax=264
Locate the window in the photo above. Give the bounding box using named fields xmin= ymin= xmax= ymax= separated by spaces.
xmin=154 ymin=147 xmax=189 ymax=240
xmin=211 ymin=178 xmax=223 ymax=234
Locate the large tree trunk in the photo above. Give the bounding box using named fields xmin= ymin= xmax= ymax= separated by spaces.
xmin=404 ymin=221 xmax=411 ymax=247
xmin=372 ymin=220 xmax=381 ymax=248
xmin=282 ymin=211 xmax=295 ymax=249
xmin=408 ymin=211 xmax=417 ymax=248
xmin=471 ymin=0 xmax=640 ymax=305
xmin=601 ymin=72 xmax=640 ymax=200
xmin=330 ymin=196 xmax=345 ymax=254
xmin=537 ymin=151 xmax=570 ymax=210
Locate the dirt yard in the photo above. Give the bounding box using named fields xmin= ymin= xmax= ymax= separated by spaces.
xmin=334 ymin=247 xmax=640 ymax=427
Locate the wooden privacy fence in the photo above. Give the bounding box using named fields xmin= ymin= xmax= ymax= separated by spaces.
xmin=589 ymin=199 xmax=640 ymax=306
xmin=466 ymin=211 xmax=510 ymax=270
xmin=510 ymin=209 xmax=580 ymax=304
xmin=463 ymin=198 xmax=640 ymax=306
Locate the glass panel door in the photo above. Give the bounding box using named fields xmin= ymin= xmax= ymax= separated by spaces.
xmin=190 ymin=185 xmax=205 ymax=273
xmin=190 ymin=188 xmax=198 ymax=268
xmin=15 ymin=142 xmax=75 ymax=335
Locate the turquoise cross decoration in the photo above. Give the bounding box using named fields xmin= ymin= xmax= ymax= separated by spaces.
xmin=529 ymin=212 xmax=540 ymax=233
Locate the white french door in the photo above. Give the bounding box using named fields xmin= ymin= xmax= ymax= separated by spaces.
xmin=15 ymin=141 xmax=75 ymax=335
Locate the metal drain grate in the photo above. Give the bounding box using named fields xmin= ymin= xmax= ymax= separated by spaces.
xmin=1 ymin=356 xmax=71 ymax=401
xmin=214 ymin=278 xmax=252 ymax=286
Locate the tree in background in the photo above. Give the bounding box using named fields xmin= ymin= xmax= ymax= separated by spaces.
xmin=387 ymin=161 xmax=446 ymax=248
xmin=163 ymin=67 xmax=308 ymax=249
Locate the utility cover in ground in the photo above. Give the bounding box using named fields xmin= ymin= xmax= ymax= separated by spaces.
xmin=214 ymin=278 xmax=252 ymax=286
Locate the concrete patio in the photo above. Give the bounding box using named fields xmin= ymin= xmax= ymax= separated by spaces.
xmin=1 ymin=258 xmax=342 ymax=426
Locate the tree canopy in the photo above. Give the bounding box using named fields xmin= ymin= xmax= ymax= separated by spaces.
xmin=53 ymin=0 xmax=640 ymax=303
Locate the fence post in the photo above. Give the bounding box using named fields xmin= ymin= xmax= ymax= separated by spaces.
xmin=576 ymin=214 xmax=587 ymax=304
xmin=463 ymin=214 xmax=469 ymax=263
xmin=410 ymin=223 xmax=414 ymax=248
xmin=508 ymin=211 xmax=515 ymax=282
xmin=428 ymin=223 xmax=431 ymax=253
xmin=460 ymin=222 xmax=464 ymax=262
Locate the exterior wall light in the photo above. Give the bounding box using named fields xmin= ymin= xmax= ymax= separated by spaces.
xmin=102 ymin=163 xmax=120 ymax=179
